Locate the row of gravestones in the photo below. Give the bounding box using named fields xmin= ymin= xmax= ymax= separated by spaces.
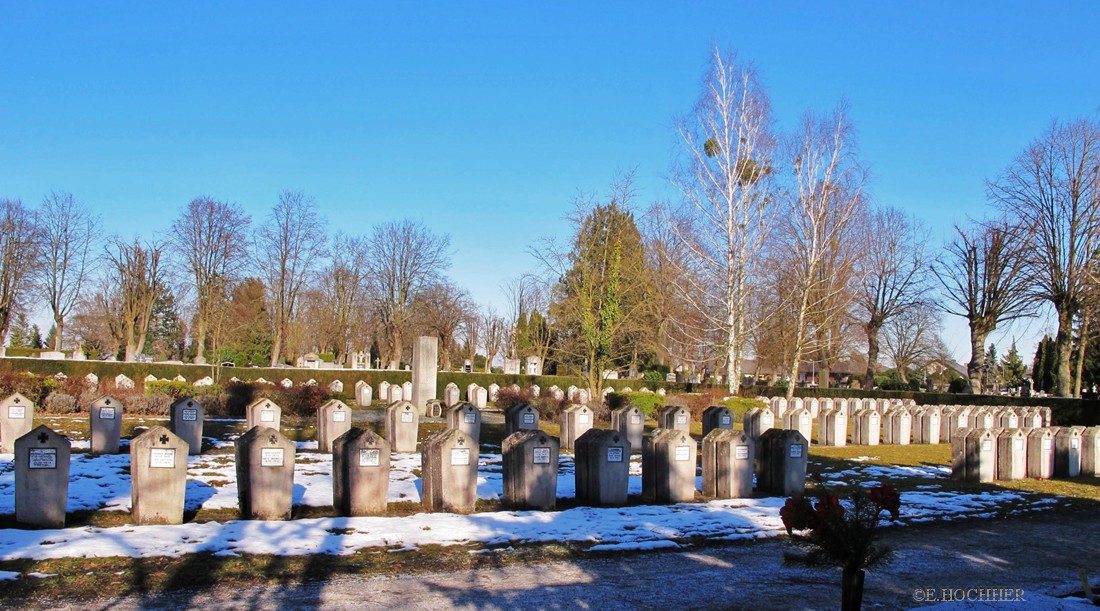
xmin=740 ymin=403 xmax=1054 ymax=448
xmin=951 ymin=426 xmax=1100 ymax=482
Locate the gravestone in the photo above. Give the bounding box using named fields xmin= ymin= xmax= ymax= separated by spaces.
xmin=529 ymin=384 xmax=541 ymax=397
xmin=332 ymin=427 xmax=391 ymax=516
xmin=702 ymin=405 xmax=734 ymax=438
xmin=444 ymin=383 xmax=461 ymax=408
xmin=816 ymin=408 xmax=833 ymax=445
xmin=15 ymin=425 xmax=71 ymax=528
xmin=824 ymin=408 xmax=847 ymax=447
xmin=947 ymin=407 xmax=971 ymax=440
xmin=771 ymin=397 xmax=788 ymax=420
xmin=807 ymin=398 xmax=820 ymax=419
xmin=1054 ymin=426 xmax=1086 ymax=478
xmin=574 ymin=429 xmax=630 ymax=507
xmin=950 ymin=427 xmax=972 ymax=480
xmin=642 ymin=429 xmax=697 ymax=504
xmin=888 ymin=408 xmax=912 ymax=446
xmin=611 ymin=404 xmax=645 ymax=451
xmin=997 ymin=410 xmax=1019 ymax=430
xmin=447 ymin=402 xmax=481 ymax=443
xmin=785 ymin=408 xmax=812 ymax=445
xmin=115 ymin=373 xmax=135 ymax=389
xmin=970 ymin=408 xmax=995 ymax=431
xmin=355 ymin=380 xmax=373 ymax=407
xmin=246 ymin=398 xmax=282 ymax=432
xmin=466 ymin=383 xmax=480 ymax=403
xmin=328 ymin=379 xmax=344 ymax=393
xmin=657 ymin=405 xmax=691 ymax=432
xmin=578 ymin=389 xmax=591 ymax=404
xmin=567 ymin=385 xmax=579 ymax=402
xmin=89 ymin=395 xmax=124 ymax=454
xmin=0 ymin=392 xmax=34 ymax=453
xmin=1039 ymin=406 xmax=1052 ymax=427
xmin=412 ymin=336 xmax=438 ymax=414
xmin=559 ymin=404 xmax=593 ymax=451
xmin=505 ymin=403 xmax=540 ymax=436
xmin=1027 ymin=427 xmax=1055 ymax=479
xmin=744 ymin=407 xmax=775 ymax=440
xmin=385 ymin=400 xmax=420 ymax=453
xmin=525 ymin=355 xmax=542 ymax=376
xmin=856 ymin=410 xmax=880 ymax=446
xmin=503 ymin=358 xmax=520 ymax=375
xmin=130 ymin=425 xmax=188 ymax=524
xmin=1020 ymin=409 xmax=1043 ymax=430
xmin=502 ymin=430 xmax=559 ymax=510
xmin=402 ymin=381 xmax=413 ymax=405
xmin=317 ymin=399 xmax=353 ymax=453
xmin=917 ymin=407 xmax=941 ymax=445
xmin=235 ymin=426 xmax=296 ymax=520
xmin=996 ymin=428 xmax=1027 ymax=481
xmin=756 ymin=429 xmax=808 ymax=497
xmin=701 ymin=429 xmax=753 ymax=499
xmin=1080 ymin=426 xmax=1100 ymax=477
xmin=169 ymin=396 xmax=204 ymax=455
xmin=961 ymin=428 xmax=997 ymax=483
xmin=488 ymin=383 xmax=500 ymax=403
xmin=420 ymin=428 xmax=479 ymax=513
xmin=84 ymin=372 xmax=99 ymax=387
xmin=378 ymin=381 xmax=391 ymax=403
xmin=471 ymin=386 xmax=488 ymax=409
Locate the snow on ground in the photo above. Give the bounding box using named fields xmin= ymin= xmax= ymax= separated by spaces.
xmin=0 ymin=437 xmax=1060 ymax=562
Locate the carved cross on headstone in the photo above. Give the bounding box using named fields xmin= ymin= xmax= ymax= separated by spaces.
xmin=159 ymin=434 xmax=170 ymax=445
xmin=457 ymin=436 xmax=465 ymax=446
xmin=186 ymin=401 xmax=193 ymax=407
xmin=269 ymin=434 xmax=278 ymax=444
xmin=38 ymin=432 xmax=49 ymax=443
xmin=105 ymin=398 xmax=112 ymax=405
xmin=12 ymin=397 xmax=20 ymax=404
xmin=366 ymin=434 xmax=375 ymax=444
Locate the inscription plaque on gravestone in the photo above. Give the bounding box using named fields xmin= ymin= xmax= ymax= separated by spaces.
xmin=261 ymin=448 xmax=284 ymax=466
xmin=735 ymin=445 xmax=749 ymax=460
xmin=9 ymin=406 xmax=24 ymax=418
xmin=29 ymin=448 xmax=57 ymax=468
xmin=333 ymin=411 xmax=346 ymax=422
xmin=182 ymin=409 xmax=198 ymax=421
xmin=607 ymin=447 xmax=623 ymax=462
xmin=452 ymin=448 xmax=470 ymax=465
xmin=360 ymin=448 xmax=381 ymax=466
xmin=534 ymin=447 xmax=551 ymax=464
xmin=675 ymin=445 xmax=690 ymax=461
xmin=149 ymin=448 xmax=176 ymax=468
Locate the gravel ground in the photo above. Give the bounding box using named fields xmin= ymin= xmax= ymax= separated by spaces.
xmin=35 ymin=509 xmax=1099 ymax=610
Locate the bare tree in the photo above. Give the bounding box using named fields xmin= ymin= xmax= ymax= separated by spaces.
xmin=254 ymin=190 xmax=328 ymax=366
xmin=413 ymin=281 xmax=472 ymax=371
xmin=989 ymin=116 xmax=1100 ymax=396
xmin=670 ymin=45 xmax=779 ymax=393
xmin=34 ymin=192 xmax=99 ymax=352
xmin=480 ymin=306 xmax=507 ymax=373
xmin=168 ymin=196 xmax=251 ymax=364
xmin=105 ymin=238 xmax=165 ymax=361
xmin=776 ymin=105 xmax=866 ymax=398
xmin=853 ymin=207 xmax=931 ymax=388
xmin=882 ymin=303 xmax=942 ymax=384
xmin=930 ymin=219 xmax=1034 ymax=393
xmin=363 ymin=218 xmax=451 ymax=368
xmin=307 ymin=234 xmax=370 ymax=364
xmin=0 ymin=198 xmax=41 ymax=355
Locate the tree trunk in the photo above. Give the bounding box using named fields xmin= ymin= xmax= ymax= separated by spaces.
xmin=864 ymin=323 xmax=882 ymax=389
xmin=968 ymin=326 xmax=987 ymax=394
xmin=193 ymin=317 xmax=207 ymax=364
xmin=1074 ymin=312 xmax=1089 ymax=398
xmin=270 ymin=325 xmax=283 ymax=367
xmin=820 ymin=364 xmax=831 ymax=389
xmin=53 ymin=316 xmax=65 ymax=351
xmin=842 ymin=566 xmax=865 ymax=611
xmin=1055 ymin=308 xmax=1075 ymax=397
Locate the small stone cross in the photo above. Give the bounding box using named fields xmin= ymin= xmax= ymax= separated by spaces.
xmin=159 ymin=434 xmax=170 ymax=445
xmin=268 ymin=434 xmax=278 ymax=444
xmin=38 ymin=432 xmax=49 ymax=443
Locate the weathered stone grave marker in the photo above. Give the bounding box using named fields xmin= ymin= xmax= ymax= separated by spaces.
xmin=421 ymin=428 xmax=478 ymax=513
xmin=89 ymin=395 xmax=124 ymax=454
xmin=1 ymin=392 xmax=34 ymax=453
xmin=574 ymin=429 xmax=630 ymax=507
xmin=246 ymin=398 xmax=282 ymax=432
xmin=560 ymin=404 xmax=593 ymax=451
xmin=385 ymin=400 xmax=419 ymax=453
xmin=15 ymin=425 xmax=70 ymax=528
xmin=447 ymin=402 xmax=481 ymax=443
xmin=702 ymin=428 xmax=753 ymax=498
xmin=333 ymin=427 xmax=391 ymax=516
xmin=317 ymin=399 xmax=353 ymax=453
xmin=505 ymin=403 xmax=540 ymax=436
xmin=642 ymin=429 xmax=697 ymax=504
xmin=502 ymin=430 xmax=559 ymax=510
xmin=130 ymin=425 xmax=188 ymax=524
xmin=236 ymin=426 xmax=296 ymax=520
xmin=169 ymin=396 xmax=204 ymax=455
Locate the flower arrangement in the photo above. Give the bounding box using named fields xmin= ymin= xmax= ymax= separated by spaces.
xmin=780 ymin=483 xmax=902 ymax=611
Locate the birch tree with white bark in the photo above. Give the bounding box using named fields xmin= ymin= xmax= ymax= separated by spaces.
xmin=670 ymin=46 xmax=779 ymax=393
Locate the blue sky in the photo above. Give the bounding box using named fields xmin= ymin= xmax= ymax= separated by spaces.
xmin=3 ymin=2 xmax=1099 ymax=363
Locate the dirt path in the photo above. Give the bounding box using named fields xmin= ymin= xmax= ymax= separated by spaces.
xmin=36 ymin=510 xmax=1100 ymax=610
